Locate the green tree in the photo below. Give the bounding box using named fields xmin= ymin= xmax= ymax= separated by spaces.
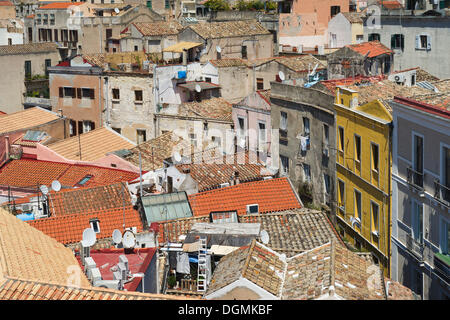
xmin=204 ymin=0 xmax=231 ymax=11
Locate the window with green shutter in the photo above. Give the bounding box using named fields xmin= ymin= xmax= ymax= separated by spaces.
xmin=165 ymin=0 xmax=169 ymax=9
xmin=147 ymin=0 xmax=152 ymax=8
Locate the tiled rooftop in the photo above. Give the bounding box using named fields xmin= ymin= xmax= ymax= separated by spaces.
xmin=0 ymin=159 xmax=140 ymax=188
xmin=132 ymin=21 xmax=183 ymax=36
xmin=188 ymin=20 xmax=270 ymax=39
xmin=240 ymin=209 xmax=341 ymax=257
xmin=188 ymin=177 xmax=302 ymax=217
xmin=27 ymin=205 xmax=143 ymax=245
xmin=0 ymin=277 xmax=200 ymax=300
xmin=341 ymin=12 xmax=365 ymax=23
xmin=275 ymin=54 xmax=327 ymax=73
xmin=37 ymin=2 xmax=84 ymax=9
xmin=0 ymin=208 xmax=91 ymax=287
xmin=0 ymin=107 xmax=61 ymax=135
xmin=166 ymin=97 xmax=233 ymax=122
xmin=0 ymin=42 xmax=58 ymax=55
xmin=158 ymin=215 xmax=210 ymax=244
xmin=46 ymin=127 xmax=136 ymax=161
xmin=346 ymin=41 xmax=393 ymax=58
xmin=45 ymin=182 xmax=132 ymax=217
xmin=209 ymin=58 xmax=247 ymax=68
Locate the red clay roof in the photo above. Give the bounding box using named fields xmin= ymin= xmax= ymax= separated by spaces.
xmin=188 ymin=177 xmax=302 ymax=217
xmin=347 ymin=41 xmax=393 ymax=58
xmin=393 ymin=96 xmax=450 ymax=119
xmin=378 ymin=0 xmax=403 ymax=9
xmin=0 ymin=159 xmax=139 ymax=188
xmin=27 ymin=206 xmax=144 ymax=245
xmin=318 ymin=75 xmax=386 ymax=95
xmin=75 ymin=248 xmax=156 ymax=291
xmin=0 ymin=1 xmax=14 ymax=6
xmin=38 ymin=2 xmax=84 ymax=9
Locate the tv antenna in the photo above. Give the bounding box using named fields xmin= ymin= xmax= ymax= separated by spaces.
xmin=260 ymin=230 xmax=270 ymax=244
xmin=81 ymin=228 xmax=97 ymax=247
xmin=51 ymin=180 xmax=61 ymax=192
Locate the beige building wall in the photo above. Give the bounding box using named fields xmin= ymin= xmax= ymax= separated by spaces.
xmin=106 ymin=72 xmax=155 ymax=144
xmin=0 ymin=50 xmax=60 ymax=114
xmin=0 ymin=4 xmax=16 ymax=19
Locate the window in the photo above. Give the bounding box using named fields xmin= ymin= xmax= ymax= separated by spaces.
xmin=146 ymin=0 xmax=152 ymax=8
xmin=331 ymin=5 xmax=340 ymax=17
xmin=338 ymin=179 xmax=345 ymax=214
xmin=90 ymin=219 xmax=100 ymax=233
xmin=338 ymin=126 xmax=344 ymax=152
xmin=280 ymin=111 xmax=287 ymax=130
xmin=241 ymin=45 xmax=247 ymax=59
xmin=24 ymin=60 xmax=31 ymax=79
xmin=258 ymin=122 xmax=266 ymax=146
xmin=148 ymin=39 xmax=160 ymax=48
xmin=28 ymin=27 xmax=33 ymax=42
xmin=280 ymin=155 xmax=289 ymax=175
xmin=135 ymin=90 xmax=143 ymax=102
xmin=303 ymin=117 xmax=310 ymax=135
xmin=36 ymin=14 xmax=41 ymax=24
xmin=246 ymin=204 xmax=259 ymax=214
xmin=391 ymin=34 xmax=404 ymax=51
xmin=354 ymin=134 xmax=361 ymax=162
xmin=137 ymin=129 xmax=147 ymax=144
xmin=112 ymin=88 xmax=120 ymax=100
xmin=7 ymin=38 xmax=12 ymax=45
xmin=354 ymin=189 xmax=362 ymax=222
xmin=82 ymin=88 xmax=95 ymax=99
xmin=440 ymin=219 xmax=449 ymax=255
xmin=205 ymin=77 xmax=211 ymax=83
xmin=50 ymin=13 xmax=55 ymax=25
xmin=413 ymin=134 xmax=423 ymax=187
xmin=371 ymin=143 xmax=379 ymax=172
xmin=442 ymin=147 xmax=450 ymax=202
xmin=189 ymin=133 xmax=197 ymax=148
xmin=303 ymin=164 xmax=311 ymax=182
xmin=83 ymin=120 xmax=94 ymax=133
xmin=323 ymin=124 xmax=329 ymax=144
xmin=211 ymin=136 xmax=221 ymax=146
xmin=44 ymin=59 xmax=51 ymax=77
xmin=106 ymin=28 xmax=112 ymax=39
xmin=165 ymin=0 xmax=170 ymax=9
xmin=412 ymin=200 xmax=423 ymax=244
xmin=134 ymin=45 xmax=138 ymax=51
xmin=256 ymin=78 xmax=264 ymax=90
xmin=63 ymin=87 xmax=75 ymax=98
xmin=69 ymin=120 xmax=76 ymax=137
xmin=368 ymin=33 xmax=380 ymax=41
xmin=210 ymin=211 xmax=238 ymax=224
xmin=54 ymin=29 xmax=58 ymax=42
xmin=324 ymin=174 xmax=330 ymax=195
xmin=371 ymin=201 xmax=379 ymax=236
xmin=78 ymin=175 xmax=92 ymax=186
xmin=43 ymin=14 xmax=48 ymax=25
xmin=238 ymin=117 xmax=245 ymax=136
xmin=356 ymin=35 xmax=364 ymax=43
xmin=416 ymin=34 xmax=431 ymax=50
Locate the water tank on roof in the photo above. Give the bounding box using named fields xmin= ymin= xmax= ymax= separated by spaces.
xmin=16 ymin=212 xmax=35 ymax=221
xmin=177 ymin=70 xmax=186 ymax=79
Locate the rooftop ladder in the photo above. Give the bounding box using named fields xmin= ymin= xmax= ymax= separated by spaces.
xmin=197 ymin=237 xmax=207 ymax=292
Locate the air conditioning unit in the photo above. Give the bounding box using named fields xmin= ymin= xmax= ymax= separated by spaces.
xmin=118 ymin=262 xmax=128 ymax=281
xmin=84 ymin=257 xmax=96 ymax=274
xmin=113 ymin=270 xmax=124 ymax=290
xmin=87 ymin=267 xmax=102 ymax=283
xmin=119 ymin=255 xmax=129 ymax=273
xmin=93 ymin=279 xmax=120 ymax=290
xmin=394 ymin=74 xmax=405 ymax=83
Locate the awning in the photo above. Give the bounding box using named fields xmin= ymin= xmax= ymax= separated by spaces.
xmin=163 ymin=41 xmax=203 ymax=53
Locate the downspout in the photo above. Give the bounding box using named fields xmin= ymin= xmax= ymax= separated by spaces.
xmin=104 ymin=75 xmax=109 ymax=126
xmin=99 ymin=74 xmax=103 ymax=128
xmin=387 ymin=121 xmax=393 ymax=278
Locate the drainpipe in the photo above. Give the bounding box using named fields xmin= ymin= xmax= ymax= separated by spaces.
xmin=387 ymin=121 xmax=393 ymax=278
xmin=104 ymin=75 xmax=109 ymax=126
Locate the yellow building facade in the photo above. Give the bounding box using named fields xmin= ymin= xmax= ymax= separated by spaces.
xmin=334 ymin=87 xmax=392 ymax=276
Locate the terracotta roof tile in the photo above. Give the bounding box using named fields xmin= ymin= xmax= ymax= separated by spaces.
xmin=346 ymin=41 xmax=393 ymax=58
xmin=0 ymin=277 xmax=200 ymax=300
xmin=27 ymin=205 xmax=143 ymax=245
xmin=188 ymin=177 xmax=302 ymax=217
xmin=158 ymin=215 xmax=210 ymax=244
xmin=46 ymin=127 xmax=136 ymax=161
xmin=38 ymin=2 xmax=84 ymax=9
xmin=209 ymin=58 xmax=247 ymax=68
xmin=0 ymin=208 xmax=91 ymax=286
xmin=188 ymin=20 xmax=270 ymax=39
xmin=0 ymin=43 xmax=58 ymax=56
xmin=160 ymin=97 xmax=232 ymax=122
xmin=0 ymin=107 xmax=61 ymax=135
xmin=341 ymin=12 xmax=365 ymax=23
xmin=0 ymin=159 xmax=139 ymax=188
xmin=275 ymin=55 xmax=327 ymax=73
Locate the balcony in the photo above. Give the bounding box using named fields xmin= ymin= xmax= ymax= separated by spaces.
xmin=434 ymin=179 xmax=450 ymax=207
xmin=407 ymin=166 xmax=424 ymax=191
xmin=434 ymin=252 xmax=450 ymax=284
xmin=406 ymin=233 xmax=424 ymax=261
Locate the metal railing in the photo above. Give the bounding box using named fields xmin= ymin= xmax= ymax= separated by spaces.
xmin=407 ymin=166 xmax=424 ymax=190
xmin=434 ymin=179 xmax=450 ymax=205
xmin=406 ymin=233 xmax=424 ymax=261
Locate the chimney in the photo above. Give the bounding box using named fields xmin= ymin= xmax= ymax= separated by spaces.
xmin=182 ymin=167 xmax=190 ymax=174
xmin=182 ymin=50 xmax=187 ymax=66
xmin=234 ymin=170 xmax=240 ymax=185
xmin=4 ymin=136 xmax=10 ymax=160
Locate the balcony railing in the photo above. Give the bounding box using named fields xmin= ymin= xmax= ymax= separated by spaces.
xmin=407 ymin=166 xmax=424 ymax=190
xmin=434 ymin=179 xmax=450 ymax=206
xmin=434 ymin=252 xmax=449 ymax=284
xmin=406 ymin=233 xmax=424 ymax=261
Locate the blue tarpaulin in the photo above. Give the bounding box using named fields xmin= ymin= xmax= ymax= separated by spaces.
xmin=16 ymin=213 xmax=35 ymax=221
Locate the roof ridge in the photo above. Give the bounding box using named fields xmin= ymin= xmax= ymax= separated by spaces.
xmin=241 ymin=239 xmax=256 ymax=277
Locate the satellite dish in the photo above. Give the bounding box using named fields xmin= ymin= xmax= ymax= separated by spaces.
xmin=114 ymin=7 xmax=120 ymax=14
xmin=260 ymin=230 xmax=270 ymax=244
xmin=278 ymin=71 xmax=285 ymax=81
xmin=39 ymin=185 xmax=49 ymax=195
xmin=112 ymin=229 xmax=123 ymax=245
xmin=195 ymin=84 xmax=202 ymax=93
xmin=82 ymin=228 xmax=96 ymax=247
xmin=216 ymin=45 xmax=222 ymax=53
xmin=122 ymin=229 xmax=136 ymax=249
xmin=173 ymin=151 xmax=182 ymax=162
xmin=51 ymin=180 xmax=61 ymax=192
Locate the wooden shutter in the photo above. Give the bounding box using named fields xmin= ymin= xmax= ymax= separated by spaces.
xmin=90 ymin=89 xmax=95 ymax=100
xmin=72 ymin=88 xmax=76 ymax=98
xmin=415 ymin=35 xmax=420 ymax=49
xmin=76 ymin=88 xmax=81 ymax=99
xmin=91 ymin=121 xmax=95 ymax=130
xmin=427 ymin=35 xmax=431 ymax=51
xmin=59 ymin=87 xmax=63 ymax=98
xmin=78 ymin=121 xmax=83 ymax=135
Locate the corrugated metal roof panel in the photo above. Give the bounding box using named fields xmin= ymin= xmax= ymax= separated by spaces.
xmin=141 ymin=192 xmax=193 ymax=223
